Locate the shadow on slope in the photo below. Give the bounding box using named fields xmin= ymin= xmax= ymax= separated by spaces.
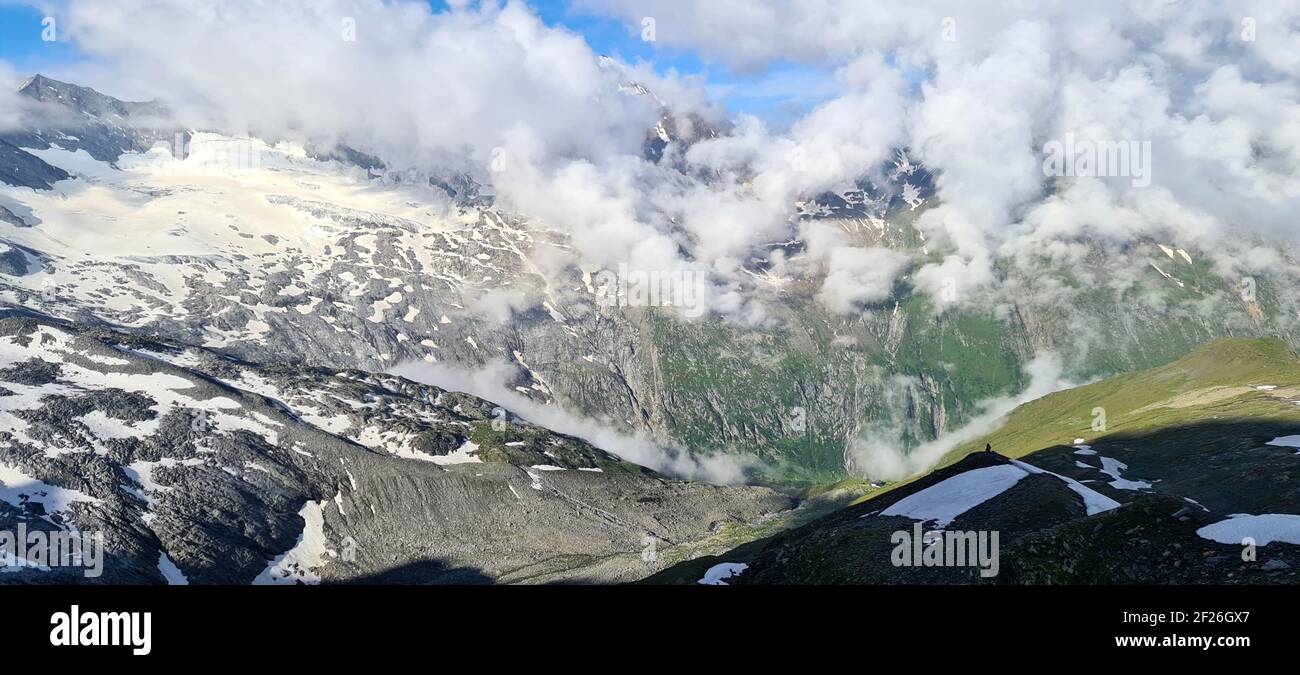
xmin=640 ymin=419 xmax=1300 ymax=585
xmin=333 ymin=559 xmax=494 ymax=585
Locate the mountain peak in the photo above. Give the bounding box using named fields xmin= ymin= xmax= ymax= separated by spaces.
xmin=1 ymin=74 xmax=181 ymax=164
xmin=15 ymin=73 xmax=44 ymax=93
xmin=16 ymin=73 xmax=71 ymax=97
xmin=15 ymin=73 xmax=159 ymax=112
xmin=21 ymin=73 xmax=92 ymax=96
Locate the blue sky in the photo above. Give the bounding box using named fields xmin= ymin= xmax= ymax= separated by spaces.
xmin=518 ymin=0 xmax=840 ymax=126
xmin=0 ymin=3 xmax=85 ymax=74
xmin=0 ymin=0 xmax=840 ymax=128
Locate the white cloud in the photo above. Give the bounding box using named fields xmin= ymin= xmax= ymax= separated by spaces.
xmin=848 ymin=354 xmax=1075 ymax=480
xmin=585 ymin=0 xmax=1300 ymax=293
xmin=818 ymin=246 xmax=909 ymax=314
xmin=389 ymin=358 xmax=758 ymax=484
xmin=60 ymin=0 xmax=661 ymax=169
xmin=801 ymin=221 xmax=911 ymax=313
xmin=0 ymin=60 xmax=23 ymax=131
xmin=31 ymin=0 xmax=1300 ymax=316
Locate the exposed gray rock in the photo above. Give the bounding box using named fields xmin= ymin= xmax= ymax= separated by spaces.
xmin=0 ymin=140 xmax=69 ymax=190
xmin=0 ymin=204 xmax=25 ymax=227
xmin=0 ymin=241 xmax=36 ymax=276
xmin=0 ymin=317 xmax=791 ymax=585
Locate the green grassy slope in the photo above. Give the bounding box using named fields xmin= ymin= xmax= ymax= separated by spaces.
xmin=643 ymin=337 xmax=1300 ymax=584
xmin=945 ymin=337 xmax=1300 ymax=465
xmin=841 ymin=337 xmax=1300 ymax=505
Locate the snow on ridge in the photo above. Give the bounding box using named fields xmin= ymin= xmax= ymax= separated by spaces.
xmin=866 ymin=455 xmax=1123 ymax=526
xmin=1009 ymin=459 xmax=1120 ymax=516
xmin=879 ymin=464 xmax=1029 ymax=528
xmin=0 ymin=332 xmax=283 ymax=446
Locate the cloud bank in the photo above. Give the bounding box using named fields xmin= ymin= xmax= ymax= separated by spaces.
xmin=0 ymin=60 xmax=23 ymax=131
xmin=584 ymin=0 xmax=1300 ymax=301
xmin=37 ymin=0 xmax=1300 ymax=316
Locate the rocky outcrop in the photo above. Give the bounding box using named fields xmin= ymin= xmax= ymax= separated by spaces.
xmin=0 ymin=317 xmax=791 ymax=584
xmin=0 ymin=140 xmax=68 ymax=190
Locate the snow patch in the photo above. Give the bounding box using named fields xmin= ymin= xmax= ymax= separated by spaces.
xmin=879 ymin=464 xmax=1029 ymax=528
xmin=698 ymin=562 xmax=748 ymax=585
xmin=252 ymin=500 xmax=331 ymax=585
xmin=1265 ymin=435 xmax=1300 ymax=452
xmin=427 ymin=440 xmax=481 ymax=465
xmin=1098 ymin=457 xmax=1152 ymax=490
xmin=1197 ymin=514 xmax=1300 ymax=546
xmin=157 ymin=551 xmax=189 ymax=585
xmin=0 ymin=463 xmax=101 ymax=515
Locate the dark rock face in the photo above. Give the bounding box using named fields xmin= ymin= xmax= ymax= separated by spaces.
xmin=0 ymin=204 xmax=25 ymax=227
xmin=411 ymin=429 xmax=466 ymax=457
xmin=310 ymin=143 xmax=387 ymax=173
xmin=0 ymin=241 xmax=37 ymax=276
xmin=0 ymin=140 xmax=69 ymax=190
xmin=0 ymin=317 xmax=791 ymax=585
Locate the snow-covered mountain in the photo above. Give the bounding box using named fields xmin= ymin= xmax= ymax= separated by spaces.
xmin=2 ymin=75 xmax=1299 ymax=489
xmin=2 ymin=71 xmax=1300 ymax=584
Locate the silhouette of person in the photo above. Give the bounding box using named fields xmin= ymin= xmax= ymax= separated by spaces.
xmin=985 ymin=443 xmax=993 ymax=453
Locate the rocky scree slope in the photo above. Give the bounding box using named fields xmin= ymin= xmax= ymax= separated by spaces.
xmin=0 ymin=316 xmax=790 ymax=584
